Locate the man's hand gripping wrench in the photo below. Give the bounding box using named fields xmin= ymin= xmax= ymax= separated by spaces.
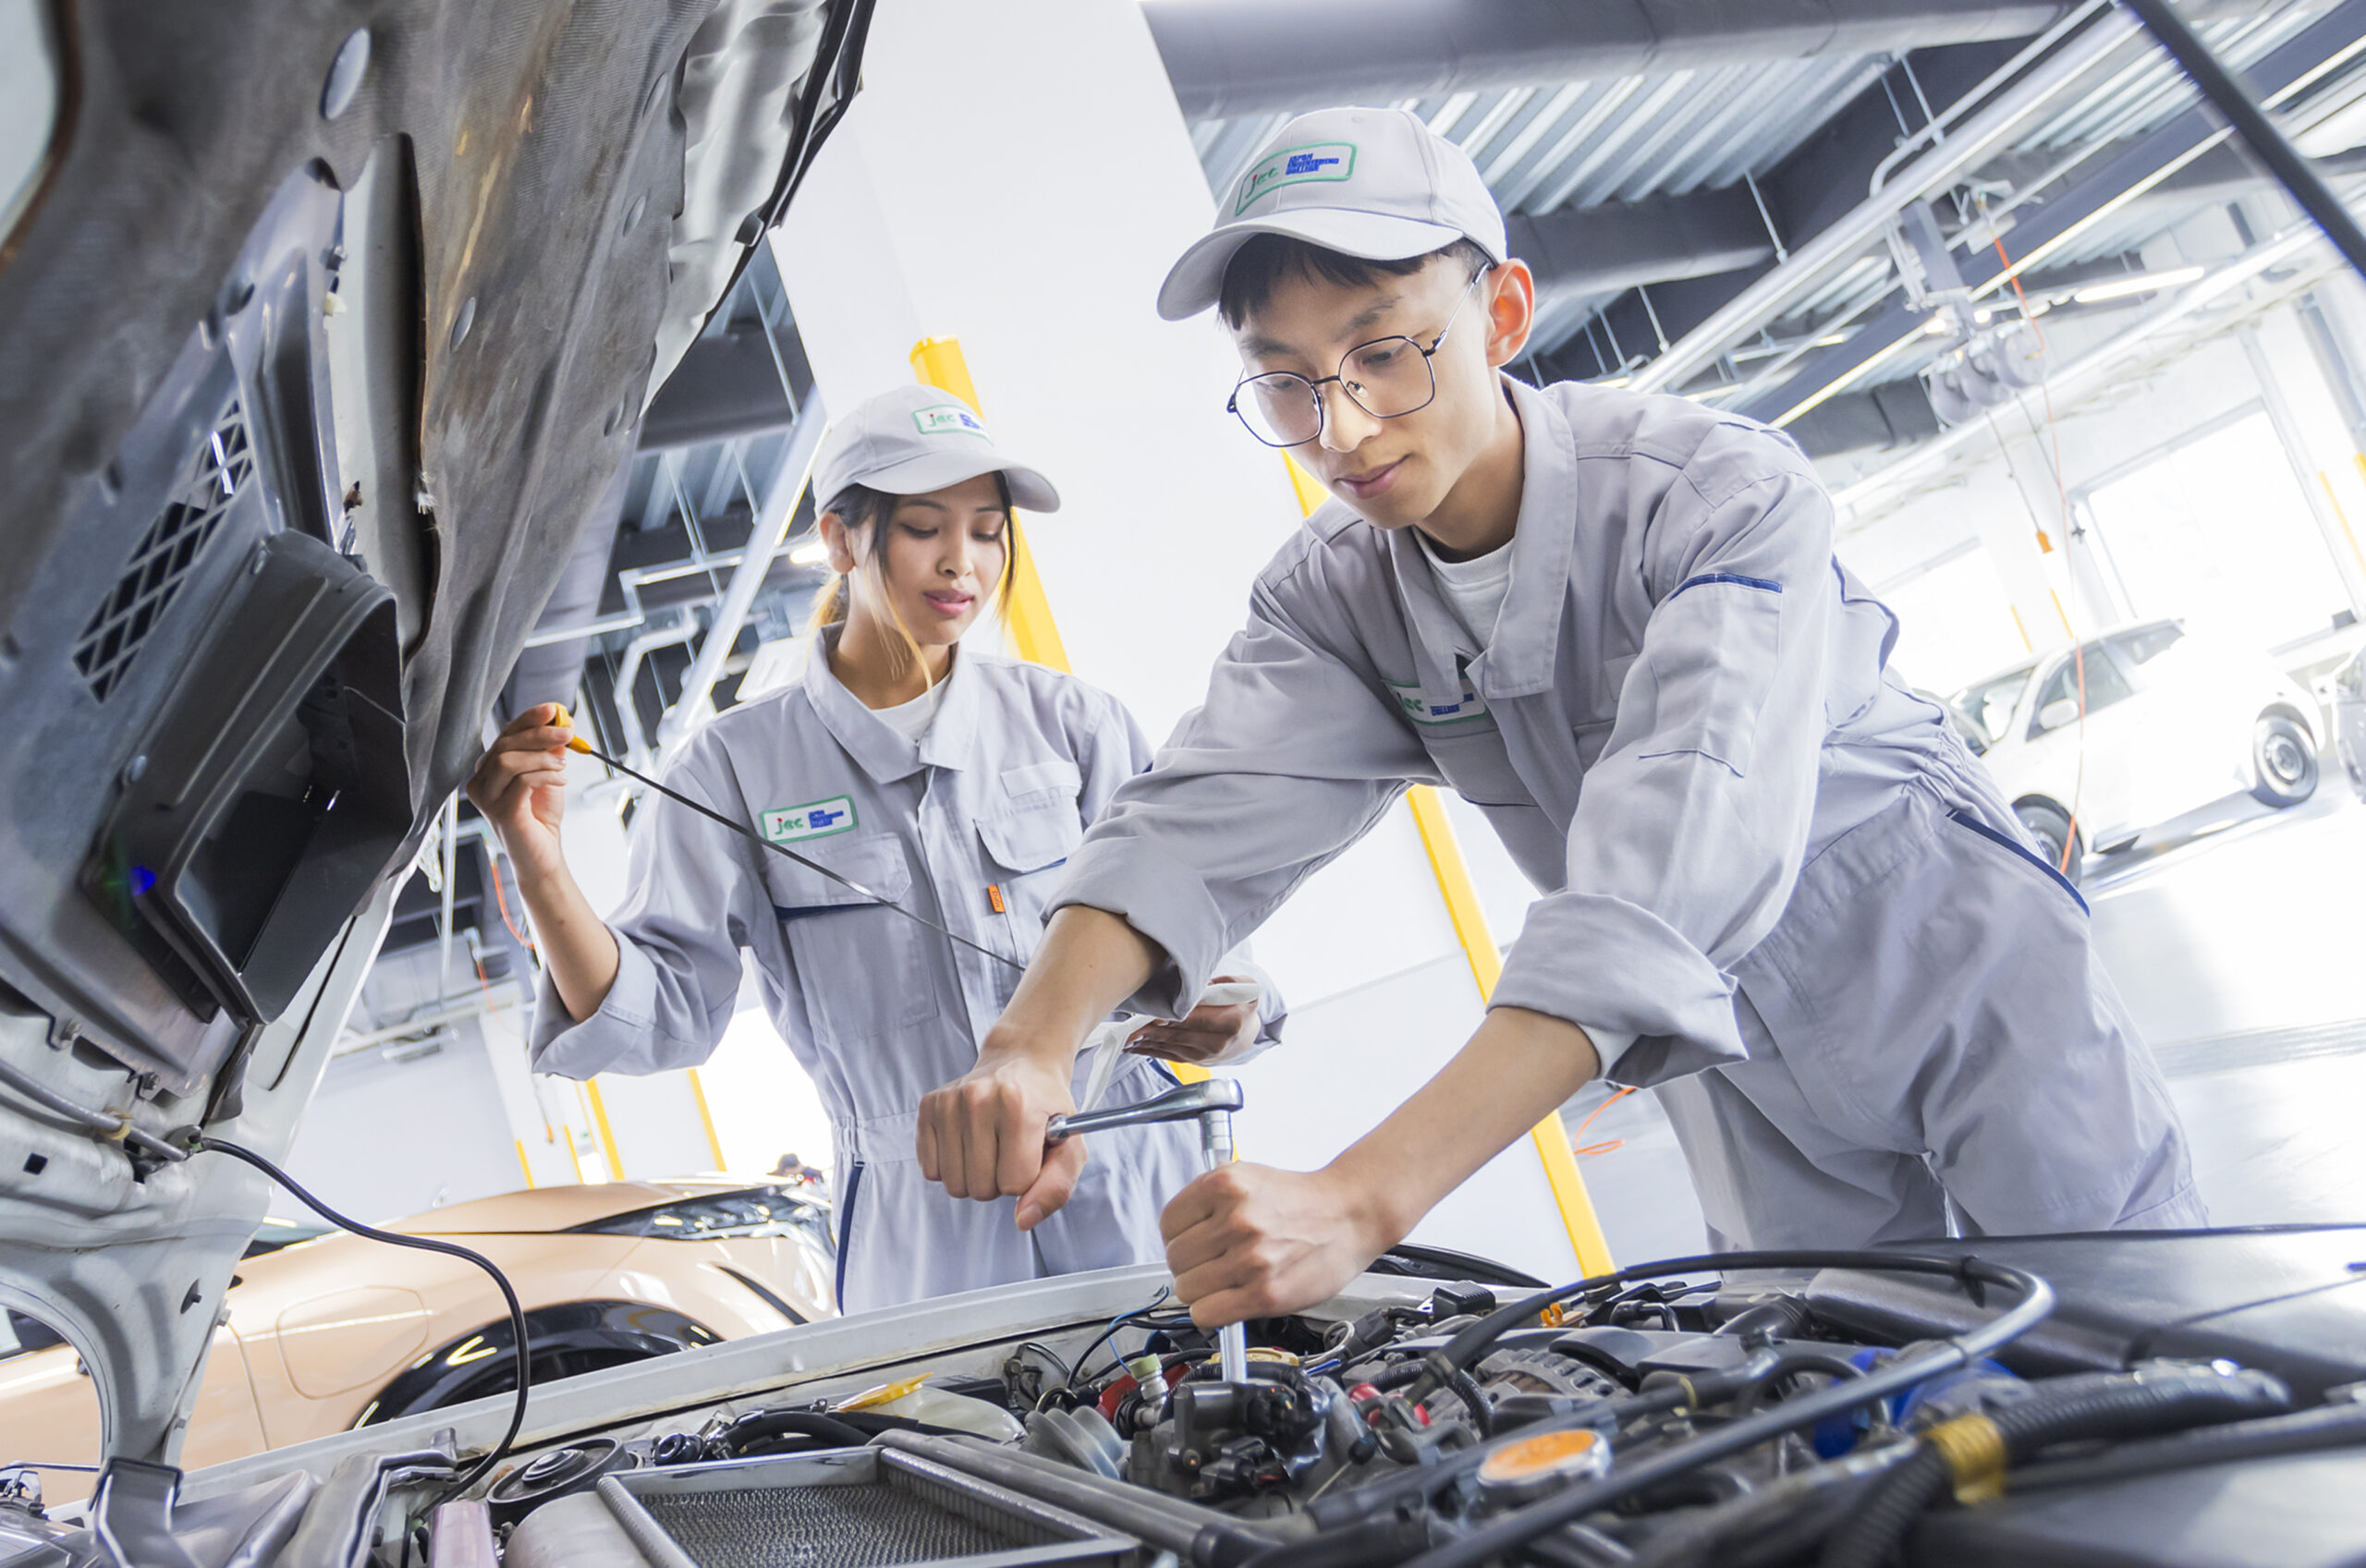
xmin=1046 ymin=1078 xmax=1250 ymax=1384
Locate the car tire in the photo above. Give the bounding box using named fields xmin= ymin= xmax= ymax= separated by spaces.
xmin=2013 ymin=800 xmax=2085 ymax=887
xmin=2250 ymin=711 xmax=2319 ymax=808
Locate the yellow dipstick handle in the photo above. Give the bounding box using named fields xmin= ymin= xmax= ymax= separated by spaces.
xmin=547 ymin=704 xmax=595 ymax=755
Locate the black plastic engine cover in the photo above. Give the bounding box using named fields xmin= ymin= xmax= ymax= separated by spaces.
xmin=1911 ymin=1451 xmax=2366 ymax=1567
xmin=1805 ymin=1227 xmax=2366 ymax=1400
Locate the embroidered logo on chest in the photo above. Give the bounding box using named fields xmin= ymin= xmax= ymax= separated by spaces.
xmin=762 ymin=796 xmax=859 ymax=843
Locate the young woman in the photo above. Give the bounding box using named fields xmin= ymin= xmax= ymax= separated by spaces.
xmin=467 ymin=384 xmax=1275 ymax=1313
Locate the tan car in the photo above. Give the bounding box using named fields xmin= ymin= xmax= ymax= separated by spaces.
xmin=0 ymin=1177 xmax=834 ymax=1501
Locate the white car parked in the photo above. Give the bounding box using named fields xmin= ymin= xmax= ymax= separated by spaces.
xmin=1946 ymin=618 xmax=2321 ymax=881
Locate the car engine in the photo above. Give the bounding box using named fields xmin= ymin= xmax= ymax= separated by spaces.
xmin=6 ymin=1230 xmax=2364 ymax=1568
xmin=483 ymin=1231 xmax=2366 ymax=1568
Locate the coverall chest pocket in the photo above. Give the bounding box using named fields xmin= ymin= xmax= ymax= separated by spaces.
xmin=1426 ymin=728 xmax=1526 ymax=808
xmin=976 ymin=782 xmax=1085 ymax=979
xmin=763 ymin=833 xmax=938 ymax=1040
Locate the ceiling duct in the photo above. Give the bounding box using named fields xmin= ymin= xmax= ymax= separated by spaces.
xmin=1145 ymin=0 xmax=2068 ymax=121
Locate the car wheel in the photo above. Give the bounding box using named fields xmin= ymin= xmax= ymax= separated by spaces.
xmin=2250 ymin=711 xmax=2319 ymax=808
xmin=355 ymin=1302 xmax=720 ymax=1427
xmin=2014 ymin=800 xmax=2085 ymax=887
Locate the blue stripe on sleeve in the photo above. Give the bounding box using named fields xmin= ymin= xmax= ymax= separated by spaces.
xmin=1668 ymin=572 xmax=1785 ymax=601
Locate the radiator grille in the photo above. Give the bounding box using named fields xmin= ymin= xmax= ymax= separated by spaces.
xmin=634 ymin=1480 xmax=1034 ymax=1567
xmin=74 ymin=398 xmax=250 ymax=701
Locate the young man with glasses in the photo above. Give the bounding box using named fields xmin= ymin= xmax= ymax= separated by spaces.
xmin=916 ymin=107 xmax=2201 ymax=1327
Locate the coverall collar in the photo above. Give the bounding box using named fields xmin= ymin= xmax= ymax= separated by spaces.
xmin=802 ymin=623 xmax=982 ymax=783
xmin=1384 ymin=375 xmax=1574 ymax=704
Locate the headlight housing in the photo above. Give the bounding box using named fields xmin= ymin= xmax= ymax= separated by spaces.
xmin=570 ymin=1185 xmax=832 ymax=1246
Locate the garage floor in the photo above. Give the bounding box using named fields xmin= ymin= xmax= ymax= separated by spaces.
xmin=1562 ymin=780 xmax=2366 ymax=1265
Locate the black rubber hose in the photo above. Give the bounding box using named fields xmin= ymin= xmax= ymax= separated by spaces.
xmin=1395 ymin=1257 xmax=2055 ymax=1568
xmin=1409 ymin=1248 xmax=2052 ymax=1406
xmin=1234 ymin=1512 xmax=1438 ymax=1568
xmin=717 ymin=1408 xmax=872 ymax=1455
xmin=1735 ymin=1349 xmax=1866 ymax=1413
xmin=2009 ymin=1400 xmax=2366 ymax=1491
xmin=1817 ymin=1366 xmax=2292 ymax=1568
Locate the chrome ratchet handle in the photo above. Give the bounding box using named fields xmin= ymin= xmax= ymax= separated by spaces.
xmin=1042 ymin=1076 xmax=1251 ymax=1384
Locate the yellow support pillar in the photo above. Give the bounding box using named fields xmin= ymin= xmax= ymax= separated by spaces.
xmin=1284 ymin=456 xmax=1616 ymax=1276
xmin=583 ymin=1078 xmax=625 ymax=1183
xmin=513 ymin=1139 xmax=537 ymax=1190
xmin=1403 ymin=787 xmax=1616 ymax=1276
xmin=907 ymin=336 xmax=1205 ymax=1087
xmin=687 ymin=1067 xmax=728 ymax=1172
xmin=911 ymin=337 xmax=1070 ymax=671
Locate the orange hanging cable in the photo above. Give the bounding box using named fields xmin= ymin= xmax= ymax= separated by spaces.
xmin=1991 ymin=220 xmax=2090 ymax=873
xmin=486 ymin=842 xmax=537 ymax=956
xmin=1570 ymin=1085 xmax=1637 ymax=1158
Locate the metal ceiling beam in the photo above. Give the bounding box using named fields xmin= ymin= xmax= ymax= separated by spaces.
xmin=1735 ymin=0 xmax=2366 ymax=423
xmin=639 ymin=322 xmax=812 ymax=450
xmin=1513 ymin=187 xmax=1776 ymax=316
xmin=1629 ymin=2 xmax=2143 ymax=394
xmin=1145 ymin=0 xmax=2068 ymax=121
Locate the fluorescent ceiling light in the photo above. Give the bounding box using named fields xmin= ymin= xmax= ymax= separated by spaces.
xmin=2072 ymin=266 xmax=2205 ymax=305
xmin=788 ymin=540 xmax=829 ymax=565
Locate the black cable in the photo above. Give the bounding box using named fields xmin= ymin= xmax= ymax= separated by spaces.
xmin=1015 ymin=1341 xmax=1075 ymax=1383
xmin=566 ymin=730 xmax=1024 ymax=975
xmin=0 ymin=1461 xmax=100 ymax=1473
xmin=191 ymin=1136 xmax=530 ymax=1498
xmin=1394 ymin=1253 xmax=2055 ymax=1568
xmin=1059 ymin=1297 xmax=1196 ymax=1394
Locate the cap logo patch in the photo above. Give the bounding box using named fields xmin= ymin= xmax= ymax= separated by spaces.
xmin=913 ymin=404 xmax=989 ymax=439
xmin=1235 ymin=141 xmax=1357 ymax=216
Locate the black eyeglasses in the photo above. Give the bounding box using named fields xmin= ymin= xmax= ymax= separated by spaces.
xmin=1226 ymin=271 xmax=1488 ymax=448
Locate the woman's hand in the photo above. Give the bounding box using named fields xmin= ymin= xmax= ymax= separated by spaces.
xmin=465 ymin=704 xmax=575 ymax=876
xmin=1124 ymin=973 xmax=1261 ymax=1065
xmin=1160 ymin=1161 xmax=1398 ymax=1328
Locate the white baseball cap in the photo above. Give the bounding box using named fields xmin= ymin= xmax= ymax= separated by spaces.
xmin=811 ymin=384 xmax=1061 ymax=514
xmin=1158 ymin=105 xmax=1507 ymax=322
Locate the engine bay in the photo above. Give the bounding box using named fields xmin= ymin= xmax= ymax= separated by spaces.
xmin=8 ymin=1228 xmax=2362 ymax=1568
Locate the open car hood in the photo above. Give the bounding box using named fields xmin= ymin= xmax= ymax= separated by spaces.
xmin=0 ymin=0 xmax=870 ymax=1471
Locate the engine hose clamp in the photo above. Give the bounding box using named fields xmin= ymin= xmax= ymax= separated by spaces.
xmin=1924 ymin=1412 xmax=2008 ymax=1503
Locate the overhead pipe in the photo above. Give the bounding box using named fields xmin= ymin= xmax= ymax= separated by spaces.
xmin=1144 ymin=0 xmax=2070 ymax=122
xmin=1832 ymin=214 xmax=2341 ymax=517
xmin=1732 ymin=0 xmax=2366 ymax=421
xmin=1631 ymin=3 xmax=2146 ymax=393
xmin=657 ymin=387 xmax=827 ymax=760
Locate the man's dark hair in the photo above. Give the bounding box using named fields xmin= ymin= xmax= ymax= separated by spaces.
xmin=1217 ymin=235 xmax=1494 ymax=328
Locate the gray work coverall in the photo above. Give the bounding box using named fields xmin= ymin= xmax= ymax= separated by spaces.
xmin=1056 ymin=376 xmax=2202 ymax=1248
xmin=531 ymin=633 xmax=1263 ymax=1311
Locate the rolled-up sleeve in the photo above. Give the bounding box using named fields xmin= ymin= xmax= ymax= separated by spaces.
xmin=1491 ymin=451 xmax=1837 ymax=1086
xmin=1053 ymin=570 xmax=1432 ymax=1018
xmin=531 ymin=745 xmax=770 ymax=1079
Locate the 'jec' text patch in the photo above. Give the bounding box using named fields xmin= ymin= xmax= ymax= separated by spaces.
xmin=762 ymin=796 xmax=859 ymax=843
xmin=1236 ymin=141 xmax=1357 ymax=215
